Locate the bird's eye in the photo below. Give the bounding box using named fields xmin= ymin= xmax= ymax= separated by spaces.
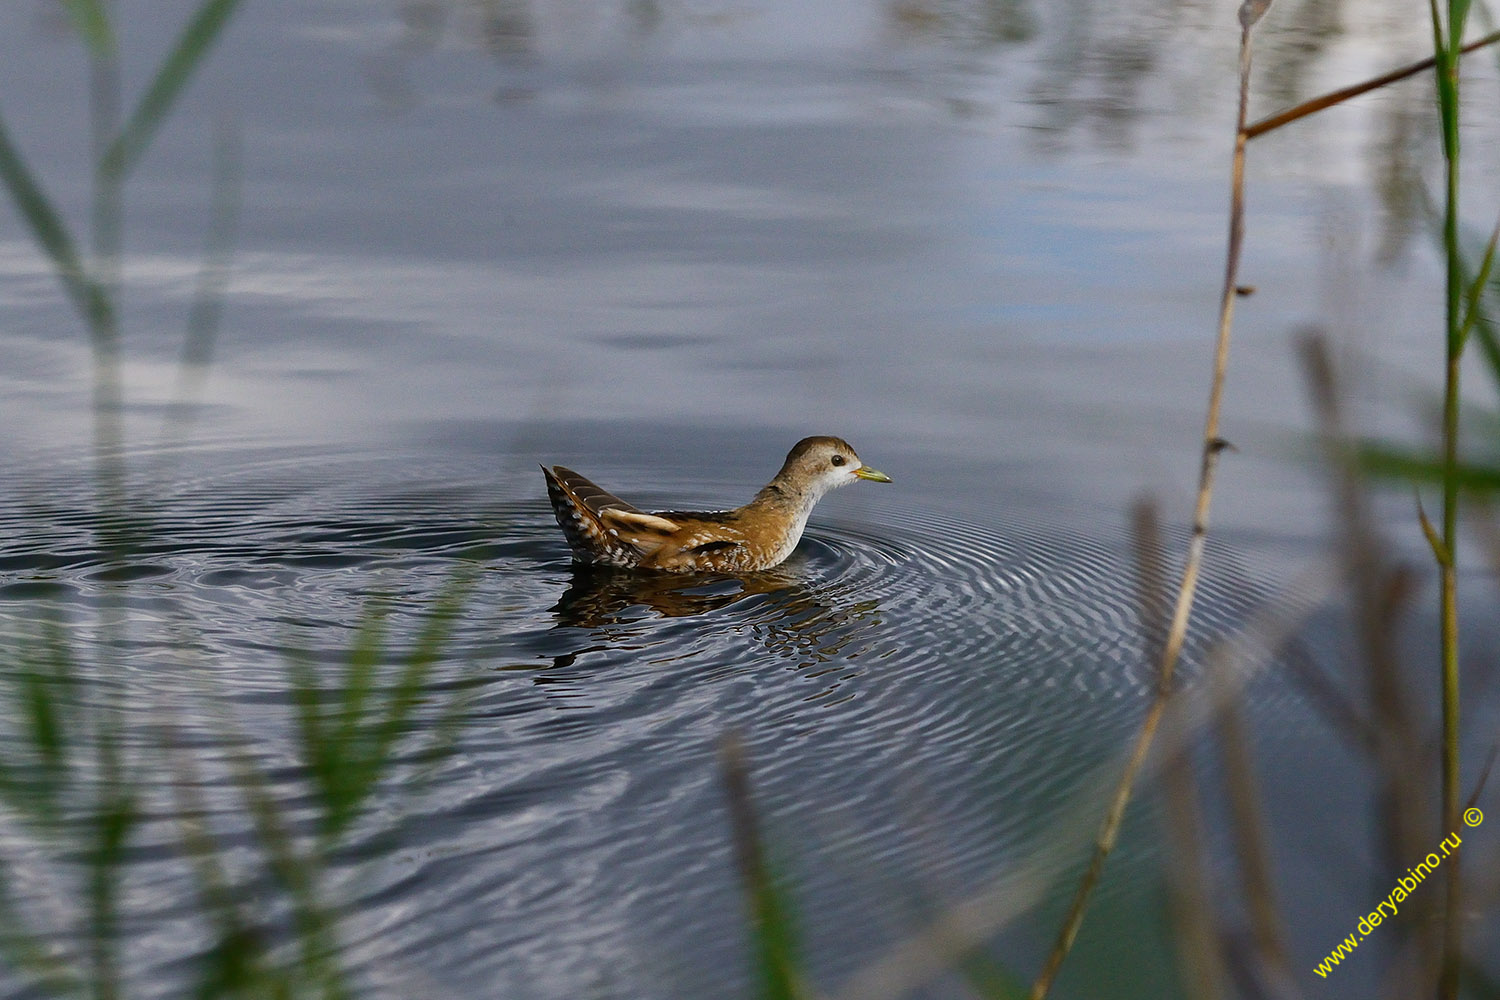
xmin=830 ymin=455 xmax=846 ymax=467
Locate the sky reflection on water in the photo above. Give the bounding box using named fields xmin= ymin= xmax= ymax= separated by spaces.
xmin=2 ymin=1 xmax=1499 ymax=997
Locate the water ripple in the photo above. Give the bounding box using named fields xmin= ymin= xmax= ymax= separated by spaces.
xmin=0 ymin=450 xmax=1281 ymax=999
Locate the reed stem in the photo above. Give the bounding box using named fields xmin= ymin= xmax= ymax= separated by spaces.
xmin=1243 ymin=29 xmax=1500 ymax=139
xmin=1026 ymin=8 xmax=1261 ymax=996
xmin=1430 ymin=4 xmax=1467 ymax=997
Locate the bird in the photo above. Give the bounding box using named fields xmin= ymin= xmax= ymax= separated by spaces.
xmin=541 ymin=436 xmax=892 ymax=573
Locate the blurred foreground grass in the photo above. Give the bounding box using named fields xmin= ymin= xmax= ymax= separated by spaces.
xmin=3 ymin=2 xmax=1500 ymax=999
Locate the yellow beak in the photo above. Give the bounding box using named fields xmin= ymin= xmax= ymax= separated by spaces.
xmin=854 ymin=466 xmax=892 ymax=483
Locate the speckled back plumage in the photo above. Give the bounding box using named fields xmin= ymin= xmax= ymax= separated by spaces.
xmin=541 ymin=437 xmax=891 ymax=574
xmin=541 ymin=465 xmax=649 ymax=568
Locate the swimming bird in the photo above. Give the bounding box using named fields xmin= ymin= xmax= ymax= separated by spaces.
xmin=542 ymin=436 xmax=892 ymax=573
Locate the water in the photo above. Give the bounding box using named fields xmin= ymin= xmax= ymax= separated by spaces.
xmin=2 ymin=0 xmax=1498 ymax=997
xmin=0 ymin=440 xmax=1278 ymax=998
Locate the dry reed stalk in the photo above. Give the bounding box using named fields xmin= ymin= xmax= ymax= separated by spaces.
xmin=1251 ymin=14 xmax=1499 ymax=991
xmin=1213 ymin=679 xmax=1298 ymax=999
xmin=1160 ymin=696 xmax=1227 ymax=1000
xmin=1130 ymin=499 xmax=1170 ymax=668
xmin=1025 ymin=5 xmax=1266 ymax=995
xmin=1298 ymin=332 xmax=1437 ymax=993
xmin=1280 ymin=636 xmax=1381 ymax=753
xmin=1132 ymin=499 xmax=1228 ymax=996
xmin=1133 ymin=501 xmax=1294 ymax=997
xmin=1243 ymin=29 xmax=1500 ymax=139
xmin=825 ymin=562 xmax=1334 ymax=1000
xmin=1135 ymin=499 xmax=1230 ymax=1000
xmin=832 ymin=14 xmax=1500 ymax=1000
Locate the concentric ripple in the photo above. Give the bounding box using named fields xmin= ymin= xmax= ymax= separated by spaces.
xmin=0 ymin=448 xmax=1288 ymax=999
xmin=797 ymin=502 xmax=1267 ymax=698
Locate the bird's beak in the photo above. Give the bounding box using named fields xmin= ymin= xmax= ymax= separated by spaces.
xmin=854 ymin=465 xmax=892 ymax=483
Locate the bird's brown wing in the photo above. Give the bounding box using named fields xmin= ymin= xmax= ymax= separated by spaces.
xmin=634 ymin=511 xmax=751 ymax=571
xmin=542 ymin=465 xmax=682 ymax=563
xmin=598 ymin=507 xmax=682 ymax=538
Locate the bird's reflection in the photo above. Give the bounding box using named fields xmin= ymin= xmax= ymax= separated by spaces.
xmin=547 ymin=560 xmax=884 ymax=670
xmin=551 ymin=562 xmax=797 ymax=624
xmin=367 ymin=1 xmax=541 ymax=108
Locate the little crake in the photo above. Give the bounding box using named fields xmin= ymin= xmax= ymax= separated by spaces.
xmin=542 ymin=436 xmax=892 ymax=573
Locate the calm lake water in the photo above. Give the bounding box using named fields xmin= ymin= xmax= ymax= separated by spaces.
xmin=2 ymin=1 xmax=1499 ymax=997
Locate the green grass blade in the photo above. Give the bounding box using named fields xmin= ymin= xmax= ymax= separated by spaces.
xmin=1457 ymin=218 xmax=1500 ymax=353
xmin=1450 ymin=0 xmax=1474 ymax=58
xmin=193 ymin=922 xmax=271 ymax=1000
xmin=228 ymin=747 xmax=349 ymax=1000
xmin=287 ymin=648 xmax=338 ymax=801
xmin=334 ymin=602 xmax=388 ymax=746
xmin=749 ymin=873 xmax=802 ymax=1000
xmin=59 ymin=0 xmax=116 ymax=57
xmin=1473 ymin=227 xmax=1500 ymax=392
xmin=0 ymin=111 xmax=111 ymax=328
xmin=369 ymin=567 xmax=474 ymax=769
xmin=0 ymin=616 xmax=79 ymax=828
xmin=163 ymin=119 xmax=241 ymax=448
xmin=1471 ymin=288 xmax=1500 ymax=393
xmin=0 ymin=873 xmax=86 ymax=998
xmin=1416 ymin=491 xmax=1453 ymax=566
xmin=406 ymin=573 xmax=487 ymax=786
xmin=1430 ymin=20 xmax=1460 ymax=169
xmin=327 ymin=603 xmax=389 ymax=817
xmin=318 ymin=570 xmax=474 ymax=842
xmin=167 ymin=727 xmax=281 ymax=1000
xmin=412 ymin=670 xmax=484 ymax=784
xmin=86 ymin=792 xmax=137 ymax=1000
xmin=290 ymin=598 xmax=392 ymax=842
xmin=0 ymin=756 xmax=20 ymax=818
xmin=1358 ymin=443 xmax=1500 ymax=490
xmin=721 ymin=735 xmax=807 ymax=1000
xmin=18 ymin=664 xmax=66 ymax=779
xmin=102 ymin=0 xmax=245 ymax=179
xmin=27 ymin=616 xmax=79 ymax=786
xmin=1419 ymin=197 xmax=1500 ymax=397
